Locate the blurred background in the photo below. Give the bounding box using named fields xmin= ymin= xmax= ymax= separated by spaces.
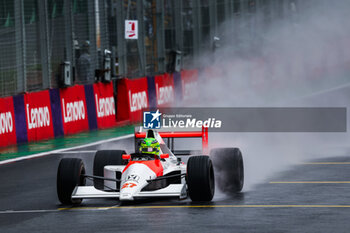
xmin=0 ymin=0 xmax=322 ymax=98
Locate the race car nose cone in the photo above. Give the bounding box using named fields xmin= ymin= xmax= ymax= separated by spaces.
xmin=120 ymin=192 xmax=133 ymax=201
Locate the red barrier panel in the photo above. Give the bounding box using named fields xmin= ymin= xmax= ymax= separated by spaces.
xmin=155 ymin=73 xmax=175 ymax=107
xmin=24 ymin=90 xmax=55 ymax=141
xmin=60 ymin=85 xmax=89 ymax=135
xmin=181 ymin=69 xmax=198 ymax=101
xmin=93 ymin=82 xmax=117 ymax=128
xmin=116 ymin=79 xmax=129 ymax=122
xmin=0 ymin=97 xmax=16 ymax=147
xmin=116 ymin=77 xmax=149 ymax=123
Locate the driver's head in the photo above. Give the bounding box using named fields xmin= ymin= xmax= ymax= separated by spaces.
xmin=139 ymin=138 xmax=160 ymax=156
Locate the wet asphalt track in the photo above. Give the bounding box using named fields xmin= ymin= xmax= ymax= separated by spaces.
xmin=2 ymin=84 xmax=350 ymax=232
xmin=1 ymin=136 xmax=350 ymax=233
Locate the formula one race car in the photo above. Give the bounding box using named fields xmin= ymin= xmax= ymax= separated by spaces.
xmin=56 ymin=127 xmax=244 ymax=204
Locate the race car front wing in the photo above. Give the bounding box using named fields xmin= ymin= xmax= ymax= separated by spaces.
xmin=71 ymin=183 xmax=187 ymax=200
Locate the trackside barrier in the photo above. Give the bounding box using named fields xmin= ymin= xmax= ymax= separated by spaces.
xmin=116 ymin=77 xmax=149 ymax=123
xmin=93 ymin=82 xmax=117 ymax=129
xmin=154 ymin=73 xmax=175 ymax=108
xmin=180 ymin=69 xmax=198 ymax=102
xmin=0 ymin=70 xmax=197 ymax=148
xmin=60 ymin=85 xmax=90 ymax=135
xmin=49 ymin=89 xmax=64 ymax=138
xmin=0 ymin=97 xmax=17 ymax=147
xmin=24 ymin=90 xmax=55 ymax=142
xmin=13 ymin=95 xmax=27 ymax=144
xmin=173 ymin=72 xmax=182 ymax=103
xmin=146 ymin=76 xmax=157 ymax=110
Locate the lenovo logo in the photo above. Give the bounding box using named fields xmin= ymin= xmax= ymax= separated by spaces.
xmin=26 ymin=104 xmax=50 ymax=129
xmin=128 ymin=90 xmax=148 ymax=112
xmin=182 ymin=80 xmax=197 ymax=100
xmin=0 ymin=112 xmax=13 ymax=135
xmin=95 ymin=94 xmax=115 ymax=118
xmin=156 ymin=84 xmax=174 ymax=105
xmin=62 ymin=99 xmax=86 ymax=123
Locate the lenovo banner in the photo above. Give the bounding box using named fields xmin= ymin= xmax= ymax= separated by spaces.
xmin=60 ymin=85 xmax=89 ymax=135
xmin=173 ymin=72 xmax=182 ymax=102
xmin=24 ymin=90 xmax=55 ymax=142
xmin=154 ymin=73 xmax=175 ymax=107
xmin=181 ymin=70 xmax=198 ymax=101
xmin=0 ymin=97 xmax=16 ymax=147
xmin=116 ymin=78 xmax=149 ymax=123
xmin=93 ymin=82 xmax=117 ymax=128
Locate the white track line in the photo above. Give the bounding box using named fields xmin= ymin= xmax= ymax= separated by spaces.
xmin=302 ymin=82 xmax=350 ymax=98
xmin=288 ymin=82 xmax=350 ymax=103
xmin=0 ymin=209 xmax=59 ymax=214
xmin=59 ymin=151 xmax=97 ymax=154
xmin=0 ymin=134 xmax=133 ymax=165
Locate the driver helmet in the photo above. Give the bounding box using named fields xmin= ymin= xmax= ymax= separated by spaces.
xmin=139 ymin=138 xmax=160 ymax=156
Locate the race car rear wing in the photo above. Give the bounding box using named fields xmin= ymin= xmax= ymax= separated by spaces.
xmin=135 ymin=126 xmax=208 ymax=155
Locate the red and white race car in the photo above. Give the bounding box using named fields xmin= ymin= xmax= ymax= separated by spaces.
xmin=56 ymin=127 xmax=244 ymax=204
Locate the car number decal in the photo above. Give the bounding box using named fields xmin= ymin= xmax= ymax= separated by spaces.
xmin=122 ymin=183 xmax=137 ymax=189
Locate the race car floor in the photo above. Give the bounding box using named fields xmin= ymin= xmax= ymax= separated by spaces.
xmin=1 ymin=136 xmax=350 ymax=233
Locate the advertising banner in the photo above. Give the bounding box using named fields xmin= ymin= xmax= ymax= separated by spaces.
xmin=154 ymin=73 xmax=175 ymax=107
xmin=0 ymin=97 xmax=16 ymax=147
xmin=93 ymin=82 xmax=116 ymax=129
xmin=24 ymin=90 xmax=55 ymax=141
xmin=59 ymin=85 xmax=89 ymax=135
xmin=116 ymin=78 xmax=149 ymax=123
xmin=181 ymin=69 xmax=198 ymax=101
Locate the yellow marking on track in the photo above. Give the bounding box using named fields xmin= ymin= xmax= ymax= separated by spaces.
xmin=303 ymin=162 xmax=350 ymax=165
xmin=58 ymin=204 xmax=350 ymax=211
xmin=270 ymin=181 xmax=350 ymax=184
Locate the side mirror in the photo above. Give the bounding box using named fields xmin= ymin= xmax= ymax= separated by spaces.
xmin=160 ymin=154 xmax=169 ymax=159
xmin=122 ymin=154 xmax=131 ymax=160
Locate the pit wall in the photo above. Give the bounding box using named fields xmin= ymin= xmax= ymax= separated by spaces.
xmin=0 ymin=70 xmax=198 ymax=148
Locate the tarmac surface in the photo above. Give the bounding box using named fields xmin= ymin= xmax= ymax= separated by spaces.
xmin=2 ymin=82 xmax=350 ymax=232
xmin=1 ymin=135 xmax=350 ymax=233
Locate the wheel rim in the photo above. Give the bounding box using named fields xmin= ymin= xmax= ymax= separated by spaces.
xmin=79 ymin=165 xmax=86 ymax=186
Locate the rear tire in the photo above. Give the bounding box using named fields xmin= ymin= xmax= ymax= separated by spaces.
xmin=93 ymin=150 xmax=126 ymax=190
xmin=57 ymin=158 xmax=86 ymax=205
xmin=210 ymin=148 xmax=244 ymax=193
xmin=187 ymin=156 xmax=215 ymax=201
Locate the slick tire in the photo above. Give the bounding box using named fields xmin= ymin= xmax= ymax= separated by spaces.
xmin=93 ymin=150 xmax=126 ymax=190
xmin=210 ymin=148 xmax=244 ymax=193
xmin=187 ymin=155 xmax=215 ymax=201
xmin=57 ymin=158 xmax=86 ymax=205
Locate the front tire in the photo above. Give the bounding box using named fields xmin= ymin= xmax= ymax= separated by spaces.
xmin=93 ymin=150 xmax=126 ymax=190
xmin=187 ymin=156 xmax=215 ymax=201
xmin=57 ymin=158 xmax=86 ymax=205
xmin=210 ymin=148 xmax=244 ymax=193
